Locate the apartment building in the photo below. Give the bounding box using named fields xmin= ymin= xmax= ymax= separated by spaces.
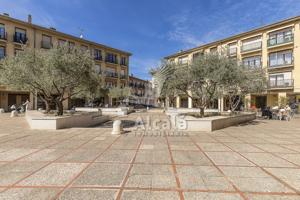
xmin=164 ymin=16 xmax=300 ymax=111
xmin=129 ymin=75 xmax=155 ymax=107
xmin=0 ymin=13 xmax=131 ymax=111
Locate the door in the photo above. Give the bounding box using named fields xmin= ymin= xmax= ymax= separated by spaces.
xmin=256 ymin=96 xmax=267 ymax=109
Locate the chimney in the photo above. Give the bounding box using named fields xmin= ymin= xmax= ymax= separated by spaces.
xmin=28 ymin=14 xmax=32 ymax=23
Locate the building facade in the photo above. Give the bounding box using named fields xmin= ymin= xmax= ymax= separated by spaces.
xmin=0 ymin=13 xmax=131 ymax=111
xmin=129 ymin=75 xmax=155 ymax=107
xmin=164 ymin=16 xmax=300 ymax=111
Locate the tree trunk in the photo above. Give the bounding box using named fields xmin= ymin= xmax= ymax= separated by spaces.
xmin=45 ymin=102 xmax=51 ymax=113
xmin=56 ymin=101 xmax=64 ymax=116
xmin=199 ymin=107 xmax=205 ymax=118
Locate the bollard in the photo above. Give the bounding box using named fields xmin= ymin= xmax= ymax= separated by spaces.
xmin=111 ymin=120 xmax=123 ymax=135
xmin=10 ymin=110 xmax=18 ymax=117
xmin=0 ymin=108 xmax=4 ymax=114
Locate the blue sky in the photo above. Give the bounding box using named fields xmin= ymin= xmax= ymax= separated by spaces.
xmin=1 ymin=0 xmax=300 ymax=80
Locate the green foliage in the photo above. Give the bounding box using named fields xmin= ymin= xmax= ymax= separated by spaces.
xmin=152 ymin=52 xmax=267 ymax=116
xmin=108 ymin=86 xmax=131 ymax=104
xmin=0 ymin=44 xmax=102 ymax=115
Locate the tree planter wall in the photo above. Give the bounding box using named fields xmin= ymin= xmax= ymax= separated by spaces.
xmin=168 ymin=112 xmax=256 ymax=132
xmin=75 ymin=107 xmax=134 ymax=116
xmin=26 ymin=111 xmax=110 ymax=130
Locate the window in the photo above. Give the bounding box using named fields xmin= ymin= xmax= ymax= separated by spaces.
xmin=105 ymin=67 xmax=117 ymax=77
xmin=94 ymin=49 xmax=102 ymax=60
xmin=0 ymin=24 xmax=6 ymax=40
xmin=14 ymin=28 xmax=27 ymax=43
xmin=268 ymin=29 xmax=293 ymax=46
xmin=81 ymin=45 xmax=88 ymax=52
xmin=241 ymin=37 xmax=262 ymax=52
xmin=105 ymin=53 xmax=118 ymax=64
xmin=120 ymin=57 xmax=127 ymax=65
xmin=227 ymin=43 xmax=237 ymax=55
xmin=41 ymin=35 xmax=52 ymax=49
xmin=243 ymin=56 xmax=261 ymax=69
xmin=0 ymin=46 xmax=5 ymax=59
xmin=269 ymin=72 xmax=292 ymax=87
xmin=178 ymin=56 xmax=188 ymax=64
xmin=210 ymin=47 xmax=217 ymax=53
xmin=58 ymin=39 xmax=66 ymax=47
xmin=68 ymin=41 xmax=75 ymax=49
xmin=193 ymin=52 xmax=203 ymax=60
xmin=269 ymin=50 xmax=293 ymax=67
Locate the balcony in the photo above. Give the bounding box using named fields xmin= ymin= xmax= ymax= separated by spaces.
xmin=268 ymin=60 xmax=293 ymax=70
xmin=120 ymin=74 xmax=127 ymax=79
xmin=105 ymin=59 xmax=118 ymax=64
xmin=227 ymin=48 xmax=237 ymax=57
xmin=105 ymin=71 xmax=118 ymax=78
xmin=241 ymin=41 xmax=262 ymax=53
xmin=94 ymin=56 xmax=102 ymax=61
xmin=14 ymin=34 xmax=28 ymax=44
xmin=0 ymin=32 xmax=7 ymax=41
xmin=268 ymin=79 xmax=294 ymax=89
xmin=41 ymin=40 xmax=52 ymax=49
xmin=267 ymin=34 xmax=293 ymax=47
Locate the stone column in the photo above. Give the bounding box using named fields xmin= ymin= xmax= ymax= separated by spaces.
xmin=188 ymin=90 xmax=193 ymax=109
xmin=165 ymin=96 xmax=170 ymax=108
xmin=218 ymin=97 xmax=224 ymax=112
xmin=176 ymin=96 xmax=181 ymax=108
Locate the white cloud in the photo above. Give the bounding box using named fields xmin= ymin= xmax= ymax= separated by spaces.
xmin=130 ymin=57 xmax=161 ymax=80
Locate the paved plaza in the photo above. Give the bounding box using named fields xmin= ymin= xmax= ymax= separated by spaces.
xmin=0 ymin=112 xmax=300 ymax=199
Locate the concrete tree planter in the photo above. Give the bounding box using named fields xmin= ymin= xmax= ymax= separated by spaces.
xmin=75 ymin=107 xmax=134 ymax=116
xmin=167 ymin=111 xmax=256 ymax=132
xmin=26 ymin=111 xmax=110 ymax=130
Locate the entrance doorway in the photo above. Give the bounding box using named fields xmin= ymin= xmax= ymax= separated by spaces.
xmin=255 ymin=96 xmax=267 ymax=109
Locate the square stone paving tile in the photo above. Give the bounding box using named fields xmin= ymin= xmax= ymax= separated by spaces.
xmin=140 ymin=139 xmax=168 ymax=150
xmin=245 ymin=194 xmax=300 ymax=200
xmin=0 ymin=162 xmax=47 ymax=186
xmin=176 ymin=165 xmax=234 ymax=191
xmin=0 ymin=188 xmax=60 ymax=200
xmin=126 ymin=164 xmax=177 ymax=188
xmin=73 ymin=163 xmax=129 ymax=187
xmin=241 ymin=153 xmax=296 ymax=167
xmin=120 ymin=190 xmax=180 ymax=200
xmin=80 ymin=140 xmax=113 ymax=149
xmin=279 ymin=145 xmax=300 ymax=153
xmin=135 ymin=150 xmax=171 ymax=164
xmin=96 ymin=149 xmax=136 ymax=163
xmin=49 ymin=140 xmax=88 ymax=149
xmin=197 ymin=142 xmax=232 ymax=152
xmin=211 ymin=136 xmax=243 ymax=143
xmin=184 ymin=192 xmax=243 ymax=200
xmin=225 ymin=143 xmax=264 ymax=153
xmin=275 ymin=153 xmax=300 ymax=166
xmin=58 ymin=188 xmax=118 ymax=200
xmin=253 ymin=144 xmax=297 ymax=153
xmin=17 ymin=163 xmax=87 ymax=186
xmin=169 ymin=141 xmax=198 ymax=151
xmin=190 ymin=135 xmax=218 ymax=143
xmin=0 ymin=148 xmax=38 ymax=161
xmin=220 ymin=166 xmax=294 ymax=193
xmin=110 ymin=140 xmax=141 ymax=150
xmin=172 ymin=150 xmax=212 ymax=165
xmin=206 ymin=152 xmax=255 ymax=166
xmin=19 ymin=149 xmax=70 ymax=162
xmin=58 ymin=149 xmax=103 ymax=162
xmin=264 ymin=167 xmax=300 ymax=191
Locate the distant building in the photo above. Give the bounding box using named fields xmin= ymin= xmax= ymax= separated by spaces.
xmin=0 ymin=13 xmax=131 ymax=111
xmin=129 ymin=75 xmax=155 ymax=107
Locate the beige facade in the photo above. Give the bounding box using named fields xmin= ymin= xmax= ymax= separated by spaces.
xmin=164 ymin=16 xmax=300 ymax=111
xmin=0 ymin=14 xmax=131 ymax=111
xmin=129 ymin=76 xmax=155 ymax=106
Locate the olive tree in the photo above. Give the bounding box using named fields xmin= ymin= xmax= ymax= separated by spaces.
xmin=108 ymin=86 xmax=131 ymax=106
xmin=0 ymin=45 xmax=102 ymax=115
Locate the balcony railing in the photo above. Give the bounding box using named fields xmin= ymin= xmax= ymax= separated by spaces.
xmin=41 ymin=41 xmax=52 ymax=49
xmin=120 ymin=74 xmax=127 ymax=79
xmin=0 ymin=32 xmax=7 ymax=40
xmin=268 ymin=79 xmax=294 ymax=88
xmin=14 ymin=34 xmax=28 ymax=44
xmin=241 ymin=41 xmax=262 ymax=52
xmin=105 ymin=72 xmax=118 ymax=78
xmin=269 ymin=60 xmax=293 ymax=68
xmin=267 ymin=34 xmax=294 ymax=47
xmin=94 ymin=56 xmax=102 ymax=61
xmin=227 ymin=48 xmax=237 ymax=56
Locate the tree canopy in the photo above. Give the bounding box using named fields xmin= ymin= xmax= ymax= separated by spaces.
xmin=0 ymin=44 xmax=103 ymax=115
